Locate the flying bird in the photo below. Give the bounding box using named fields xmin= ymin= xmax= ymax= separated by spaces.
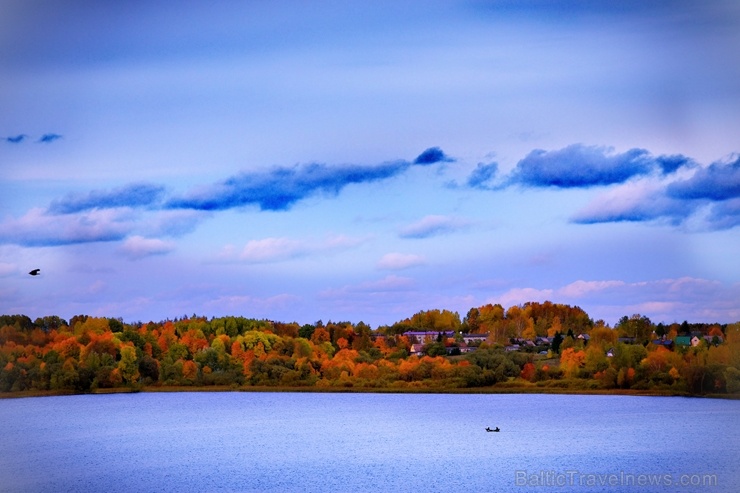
xmin=29 ymin=269 xmax=40 ymax=276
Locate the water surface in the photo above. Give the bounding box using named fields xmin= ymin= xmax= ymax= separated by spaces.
xmin=0 ymin=392 xmax=737 ymax=492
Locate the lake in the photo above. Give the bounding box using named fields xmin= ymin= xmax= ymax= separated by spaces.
xmin=0 ymin=392 xmax=738 ymax=492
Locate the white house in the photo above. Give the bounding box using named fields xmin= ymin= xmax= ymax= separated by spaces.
xmin=461 ymin=333 xmax=489 ymax=345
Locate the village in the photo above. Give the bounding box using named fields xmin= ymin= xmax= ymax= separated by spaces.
xmin=403 ymin=329 xmax=725 ymax=357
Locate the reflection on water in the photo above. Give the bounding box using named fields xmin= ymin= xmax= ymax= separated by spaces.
xmin=1 ymin=392 xmax=738 ymax=492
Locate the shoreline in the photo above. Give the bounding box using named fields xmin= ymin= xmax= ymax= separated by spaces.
xmin=3 ymin=385 xmax=737 ymax=400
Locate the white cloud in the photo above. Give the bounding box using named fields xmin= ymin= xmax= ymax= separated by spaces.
xmin=320 ymin=275 xmax=415 ymax=298
xmin=355 ymin=275 xmax=416 ymax=292
xmin=238 ymin=234 xmax=367 ymax=263
xmin=491 ymin=287 xmax=554 ymax=307
xmin=241 ymin=237 xmax=306 ymax=262
xmin=487 ymin=277 xmax=739 ymax=325
xmin=558 ymin=280 xmax=625 ymax=298
xmin=0 ymin=207 xmax=134 ymax=246
xmin=204 ymin=293 xmax=302 ymax=312
xmin=141 ymin=209 xmax=210 ymax=237
xmin=0 ymin=263 xmax=17 ymax=277
xmin=0 ymin=200 xmax=210 ymax=251
xmin=88 ymin=280 xmax=107 ymax=294
xmin=376 ymin=252 xmax=425 ymax=270
xmin=570 ymin=177 xmax=697 ymax=226
xmin=399 ymin=215 xmax=470 ymax=238
xmin=119 ymin=236 xmax=176 ymax=260
xmin=323 ymin=234 xmax=367 ymax=249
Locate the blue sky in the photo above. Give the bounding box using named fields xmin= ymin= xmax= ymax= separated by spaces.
xmin=1 ymin=0 xmax=739 ymax=327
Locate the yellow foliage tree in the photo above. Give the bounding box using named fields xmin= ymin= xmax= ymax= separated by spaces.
xmin=560 ymin=347 xmax=586 ymax=378
xmin=547 ymin=317 xmax=562 ymax=337
xmin=118 ymin=345 xmax=140 ymax=384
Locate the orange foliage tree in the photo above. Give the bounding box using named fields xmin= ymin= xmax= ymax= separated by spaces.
xmin=560 ymin=347 xmax=586 ymax=378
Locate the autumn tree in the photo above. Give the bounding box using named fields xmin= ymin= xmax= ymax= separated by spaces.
xmin=138 ymin=355 xmax=160 ymax=383
xmin=118 ymin=345 xmax=140 ymax=385
xmin=477 ymin=304 xmax=506 ymax=340
xmin=520 ymin=362 xmax=536 ymax=382
xmin=547 ymin=317 xmax=563 ymax=338
xmin=560 ymin=348 xmax=586 ymax=378
xmin=616 ymin=314 xmax=653 ymax=344
xmin=76 ymin=317 xmax=110 ymax=337
xmin=404 ymin=309 xmax=462 ymax=332
xmin=505 ymin=305 xmax=532 ymax=339
xmin=583 ymin=344 xmax=609 ymax=376
xmin=588 ymin=325 xmax=618 ymax=348
xmin=311 ymin=328 xmax=331 ymax=345
xmin=180 ymin=360 xmax=198 ymax=383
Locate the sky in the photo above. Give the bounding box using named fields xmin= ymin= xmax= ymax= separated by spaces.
xmin=1 ymin=0 xmax=739 ymax=328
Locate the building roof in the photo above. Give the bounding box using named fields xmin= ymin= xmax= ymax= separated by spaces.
xmin=675 ymin=336 xmax=692 ymax=346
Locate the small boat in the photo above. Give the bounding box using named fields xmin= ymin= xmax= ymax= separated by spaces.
xmin=485 ymin=427 xmax=500 ymax=432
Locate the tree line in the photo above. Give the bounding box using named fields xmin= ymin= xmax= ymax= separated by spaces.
xmin=1 ymin=302 xmax=739 ymax=396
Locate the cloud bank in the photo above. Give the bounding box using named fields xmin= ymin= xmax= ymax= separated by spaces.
xmin=507 ymin=144 xmax=692 ymax=188
xmin=463 ymin=144 xmax=694 ymax=191
xmin=0 ymin=208 xmax=133 ymax=247
xmin=666 ymin=154 xmax=740 ymax=201
xmin=49 ymin=183 xmax=166 ymax=214
xmin=0 ymin=149 xmax=445 ymax=249
xmin=461 ymin=144 xmax=737 ymax=231
xmin=571 ymin=154 xmax=740 ymax=229
xmin=167 ymin=147 xmax=450 ymax=212
xmin=2 ymin=145 xmax=738 ymax=252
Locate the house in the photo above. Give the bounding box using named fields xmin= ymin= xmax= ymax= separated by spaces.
xmin=445 ymin=343 xmax=477 ymax=355
xmin=704 ymin=335 xmax=724 ymax=346
xmin=403 ymin=331 xmax=455 ymax=344
xmin=409 ymin=344 xmax=425 ymax=355
xmin=461 ymin=333 xmax=489 ymax=345
xmin=510 ymin=338 xmax=535 ymax=347
xmin=675 ymin=336 xmax=694 ymax=347
xmin=651 ymin=338 xmax=674 ymax=349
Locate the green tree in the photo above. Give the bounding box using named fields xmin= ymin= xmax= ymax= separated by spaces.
xmin=118 ymin=345 xmax=140 ymax=385
xmin=424 ymin=342 xmax=448 ymax=357
xmin=299 ymin=324 xmax=316 ymax=339
xmin=616 ymin=314 xmax=653 ymax=344
xmin=551 ymin=332 xmax=564 ymax=354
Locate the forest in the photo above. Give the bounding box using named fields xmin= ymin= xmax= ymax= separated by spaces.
xmin=1 ymin=301 xmax=739 ymax=397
